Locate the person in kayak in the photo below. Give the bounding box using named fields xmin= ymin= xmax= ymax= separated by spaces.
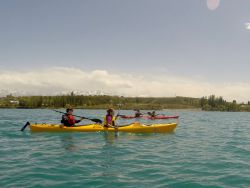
xmin=134 ymin=109 xmax=143 ymax=118
xmin=103 ymin=108 xmax=117 ymax=128
xmin=148 ymin=111 xmax=158 ymax=117
xmin=61 ymin=108 xmax=83 ymax=127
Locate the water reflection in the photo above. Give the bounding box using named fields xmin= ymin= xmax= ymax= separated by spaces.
xmin=60 ymin=134 xmax=78 ymax=151
xmin=103 ymin=131 xmax=119 ymax=144
xmin=60 ymin=133 xmax=105 ymax=152
xmin=96 ymin=132 xmax=120 ymax=177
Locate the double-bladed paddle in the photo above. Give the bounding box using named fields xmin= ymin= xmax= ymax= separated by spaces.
xmin=53 ymin=110 xmax=102 ymax=124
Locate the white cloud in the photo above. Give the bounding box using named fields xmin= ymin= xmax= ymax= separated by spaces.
xmin=245 ymin=23 xmax=250 ymax=30
xmin=1 ymin=67 xmax=250 ymax=102
xmin=207 ymin=0 xmax=220 ymax=10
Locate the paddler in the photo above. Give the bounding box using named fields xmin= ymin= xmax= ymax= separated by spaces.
xmin=103 ymin=108 xmax=117 ymax=128
xmin=61 ymin=108 xmax=83 ymax=127
xmin=134 ymin=109 xmax=143 ymax=118
xmin=148 ymin=111 xmax=158 ymax=117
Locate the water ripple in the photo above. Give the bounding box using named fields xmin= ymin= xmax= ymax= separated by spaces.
xmin=1 ymin=110 xmax=250 ymax=187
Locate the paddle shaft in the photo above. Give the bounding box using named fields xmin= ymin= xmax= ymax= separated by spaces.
xmin=52 ymin=110 xmax=102 ymax=123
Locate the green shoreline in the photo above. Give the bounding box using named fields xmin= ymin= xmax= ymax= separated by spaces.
xmin=1 ymin=94 xmax=249 ymax=112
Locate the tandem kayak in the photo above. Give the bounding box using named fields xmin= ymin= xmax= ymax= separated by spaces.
xmin=29 ymin=122 xmax=177 ymax=133
xmin=120 ymin=115 xmax=179 ymax=119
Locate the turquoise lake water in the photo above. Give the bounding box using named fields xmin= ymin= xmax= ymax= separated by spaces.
xmin=1 ymin=109 xmax=250 ymax=188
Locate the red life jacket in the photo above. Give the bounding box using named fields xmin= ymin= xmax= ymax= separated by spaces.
xmin=67 ymin=115 xmax=76 ymax=125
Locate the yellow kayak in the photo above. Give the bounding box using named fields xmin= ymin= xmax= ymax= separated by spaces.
xmin=30 ymin=122 xmax=177 ymax=133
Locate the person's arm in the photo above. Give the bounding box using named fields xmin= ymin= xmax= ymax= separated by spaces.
xmin=75 ymin=118 xmax=84 ymax=124
xmin=112 ymin=116 xmax=118 ymax=128
xmin=61 ymin=115 xmax=68 ymax=123
xmin=61 ymin=115 xmax=65 ymax=123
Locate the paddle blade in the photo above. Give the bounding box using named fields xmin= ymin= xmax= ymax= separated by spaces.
xmin=21 ymin=122 xmax=30 ymax=131
xmin=90 ymin=119 xmax=102 ymax=124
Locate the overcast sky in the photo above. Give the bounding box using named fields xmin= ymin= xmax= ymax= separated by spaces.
xmin=1 ymin=0 xmax=250 ymax=102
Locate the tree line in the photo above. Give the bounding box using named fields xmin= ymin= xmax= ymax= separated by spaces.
xmin=200 ymin=95 xmax=250 ymax=111
xmin=1 ymin=93 xmax=250 ymax=111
